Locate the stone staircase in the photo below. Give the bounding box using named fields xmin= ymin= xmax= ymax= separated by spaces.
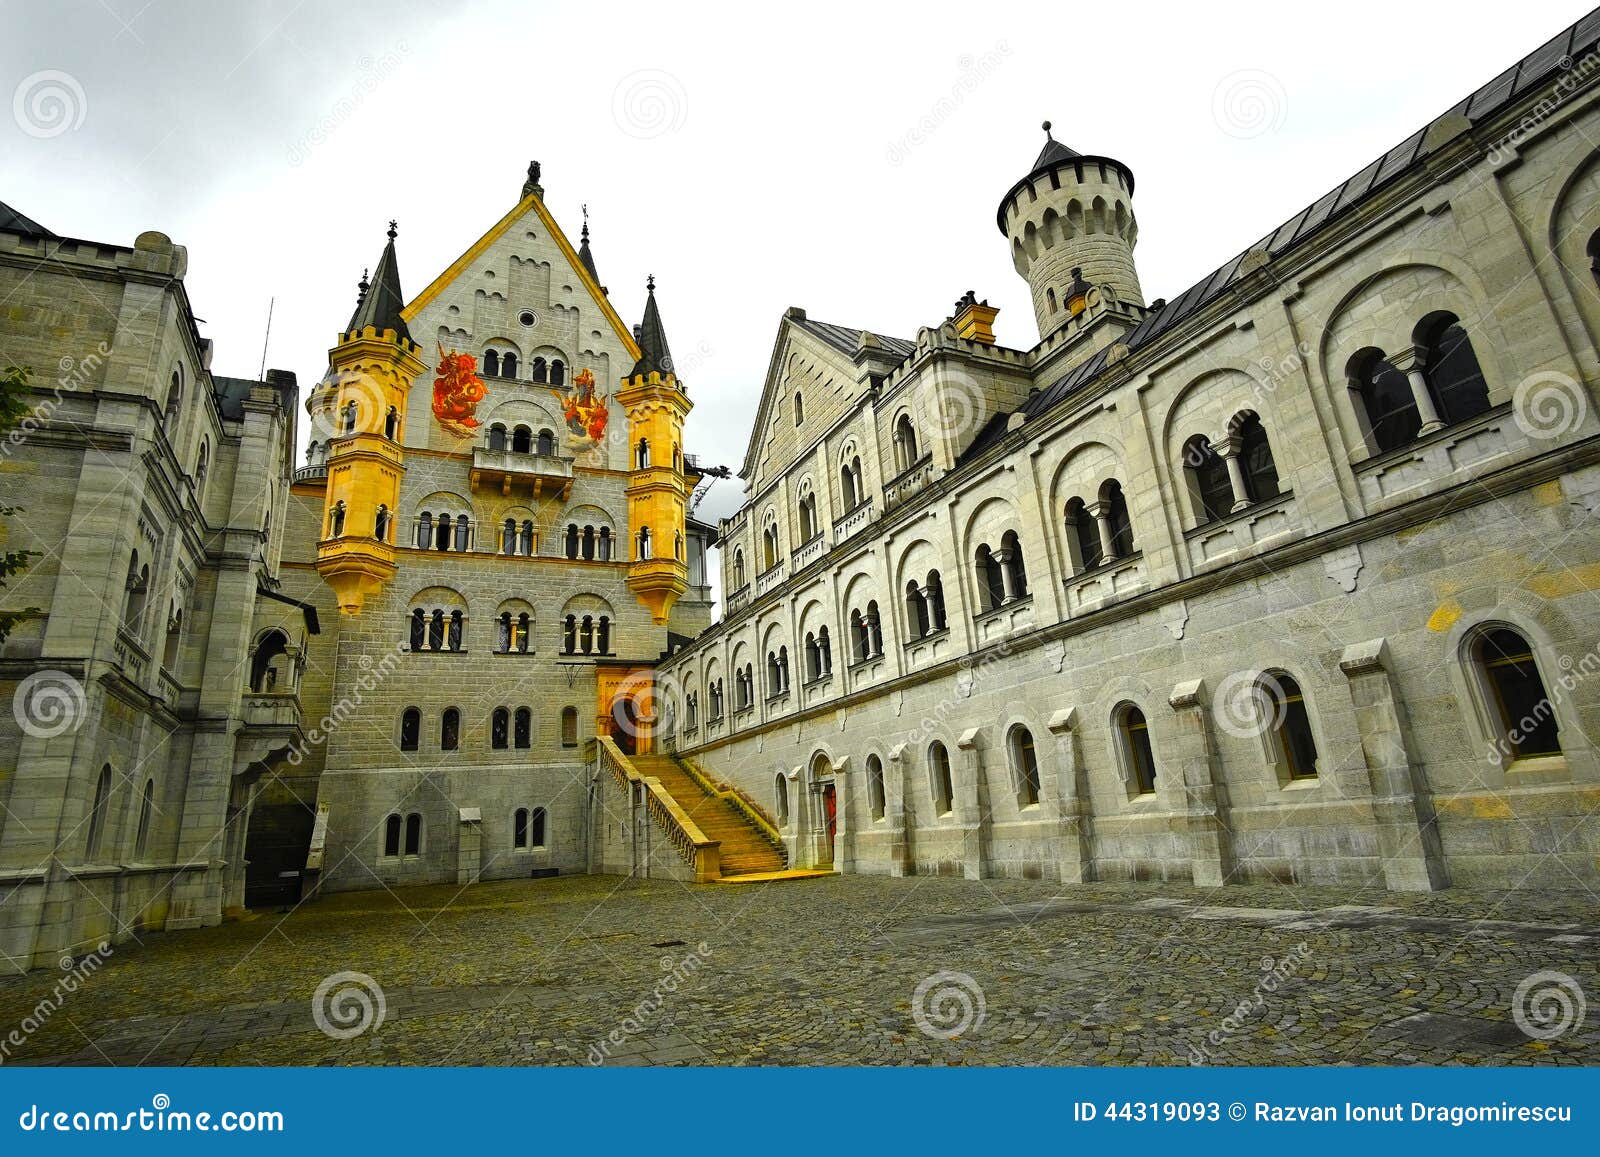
xmin=629 ymin=755 xmax=787 ymax=878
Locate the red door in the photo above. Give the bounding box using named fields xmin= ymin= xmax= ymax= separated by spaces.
xmin=823 ymin=783 xmax=837 ymax=865
xmin=611 ymin=696 xmax=638 ymax=756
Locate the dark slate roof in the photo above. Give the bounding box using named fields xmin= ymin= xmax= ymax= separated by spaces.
xmin=1031 ymin=125 xmax=1081 ymax=172
xmin=793 ymin=316 xmax=915 ymax=360
xmin=578 ymin=222 xmax=600 ymax=284
xmin=212 ymin=376 xmax=260 ymax=421
xmin=0 ymin=200 xmax=52 ymax=237
xmin=962 ymin=8 xmax=1600 ymax=465
xmin=630 ymin=277 xmax=676 ymax=378
xmin=346 ymin=223 xmax=410 ymax=342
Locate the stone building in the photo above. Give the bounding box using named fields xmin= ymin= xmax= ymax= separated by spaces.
xmin=655 ymin=11 xmax=1600 ymax=893
xmin=0 ymin=207 xmax=309 ymax=970
xmin=6 ymin=9 xmax=1600 ymax=971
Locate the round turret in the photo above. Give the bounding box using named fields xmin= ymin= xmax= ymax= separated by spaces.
xmin=997 ymin=122 xmax=1143 ymax=340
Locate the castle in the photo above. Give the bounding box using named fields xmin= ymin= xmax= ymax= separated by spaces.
xmin=5 ymin=9 xmax=1600 ymax=969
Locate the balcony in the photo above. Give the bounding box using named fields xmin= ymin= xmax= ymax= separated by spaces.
xmin=883 ymin=456 xmax=934 ymax=511
xmin=236 ymin=691 xmax=307 ymax=768
xmin=833 ymin=498 xmax=874 ymax=546
xmin=725 ymin=583 xmax=750 ymax=615
xmin=755 ymin=559 xmax=787 ymax=596
xmin=293 ymin=464 xmax=328 ymax=484
xmin=470 ymin=447 xmax=574 ymax=499
xmin=793 ymin=533 xmax=826 ymax=572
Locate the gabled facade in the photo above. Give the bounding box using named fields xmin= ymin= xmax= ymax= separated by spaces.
xmin=658 ymin=11 xmax=1600 ymax=893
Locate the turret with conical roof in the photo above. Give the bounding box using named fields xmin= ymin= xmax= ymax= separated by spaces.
xmin=997 ymin=121 xmax=1144 ymax=342
xmin=314 ymin=221 xmax=425 ymax=614
xmin=617 ymin=276 xmax=693 ymax=625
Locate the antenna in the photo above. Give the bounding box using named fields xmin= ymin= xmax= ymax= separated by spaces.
xmin=257 ymin=296 xmax=275 ymax=380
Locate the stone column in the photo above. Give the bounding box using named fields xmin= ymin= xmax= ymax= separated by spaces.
xmin=1390 ymin=349 xmax=1444 ymax=435
xmin=1214 ymin=434 xmax=1252 ymax=513
xmin=1167 ymin=679 xmax=1235 ymax=888
xmin=1046 ymin=708 xmax=1095 ymax=884
xmin=955 ymin=727 xmax=989 ymax=880
xmin=1088 ymin=502 xmax=1116 ymax=561
xmin=1338 ymin=638 xmax=1450 ymax=891
xmin=831 ymin=757 xmax=851 ymax=873
xmin=996 ymin=548 xmax=1017 ymax=603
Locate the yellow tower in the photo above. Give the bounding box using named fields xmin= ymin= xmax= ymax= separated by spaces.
xmin=315 ymin=222 xmax=425 ymax=614
xmin=618 ymin=277 xmax=693 ymax=625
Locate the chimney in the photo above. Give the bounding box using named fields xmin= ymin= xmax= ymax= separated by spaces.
xmin=952 ymin=290 xmax=999 ymax=345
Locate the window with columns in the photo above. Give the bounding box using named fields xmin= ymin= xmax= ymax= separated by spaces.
xmin=893 ymin=413 xmax=919 ymax=474
xmin=1348 ymin=313 xmax=1490 ymax=457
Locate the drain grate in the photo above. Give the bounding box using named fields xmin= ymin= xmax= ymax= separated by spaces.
xmin=649 ymin=939 xmax=687 ymax=948
xmin=1374 ymin=1011 xmax=1526 ymax=1050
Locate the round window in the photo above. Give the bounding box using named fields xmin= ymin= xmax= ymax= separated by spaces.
xmin=519 ymin=310 xmax=537 ymax=327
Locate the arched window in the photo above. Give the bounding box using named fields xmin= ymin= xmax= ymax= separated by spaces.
xmin=906 ymin=580 xmax=930 ymax=640
xmin=516 ymin=611 xmax=531 ymax=652
xmin=513 ymin=806 xmax=529 ymax=848
xmin=598 ymin=526 xmax=612 ymax=560
xmin=483 ymin=349 xmax=501 ymax=377
xmin=1002 ymin=529 xmax=1028 ymax=598
xmin=550 ymin=360 xmax=565 ymax=386
xmin=428 ymin=608 xmax=445 ymax=650
xmin=1265 ymin=673 xmax=1319 ymax=779
xmin=492 ymin=707 xmax=510 ymax=750
xmin=489 ymin=424 xmax=507 ymax=452
xmin=530 ymin=357 xmax=548 ymax=384
xmin=1233 ymin=414 xmax=1280 ymax=504
xmin=374 ymin=504 xmax=391 ymax=542
xmin=514 ymin=706 xmax=531 ymax=749
xmin=580 ymin=615 xmax=594 ymax=655
xmin=441 ymin=707 xmax=461 ymax=751
xmin=1475 ymin=627 xmax=1561 ymax=759
xmin=195 ymin=441 xmax=209 ymax=500
xmin=817 ymin=626 xmax=832 ymax=674
xmin=804 ymin=632 xmax=821 ymax=680
xmin=775 ymin=774 xmax=790 ymax=827
xmin=866 ymin=600 xmax=883 ymax=656
xmin=566 ymin=523 xmax=580 ymax=559
xmin=164 ymin=368 xmax=183 ymax=421
xmin=434 ymin=512 xmax=451 ymax=550
xmin=928 ymin=742 xmax=954 ymax=816
xmin=562 ymin=614 xmax=577 ymax=654
xmin=1185 ymin=436 xmax=1235 ymax=524
xmin=1118 ymin=705 xmax=1157 ymax=794
xmin=447 ymin=609 xmax=463 ymax=651
xmin=417 ymin=511 xmax=433 ymax=548
xmin=409 ymin=609 xmax=425 ymax=651
xmin=976 ymin=544 xmax=1005 ymax=611
xmin=597 ymin=616 xmax=611 ymax=654
xmin=1417 ymin=312 xmax=1490 ymax=426
xmin=636 ymin=438 xmax=651 ymax=469
xmin=894 ymin=413 xmax=919 ymax=473
xmin=1065 ymin=497 xmax=1102 ymax=572
xmin=134 ymin=778 xmax=155 ymax=858
xmin=520 ymin=520 xmax=534 ymax=556
xmin=512 ymin=425 xmax=532 ymax=454
xmin=501 ymin=352 xmax=519 ymax=378
xmin=637 ymin=526 xmax=652 ymax=559
xmin=451 ymin=514 xmax=468 ymax=551
xmin=249 ymin=630 xmax=289 ymax=692
xmin=1008 ymin=724 xmax=1041 ymax=807
xmin=385 ymin=406 xmax=399 ymax=439
xmin=341 ymin=398 xmax=358 ymax=434
xmin=866 ymin=754 xmax=886 ymax=821
xmin=733 ymin=549 xmax=746 ymax=589
xmin=536 ymin=428 xmax=555 ymax=456
xmin=794 ymin=391 xmax=805 ymax=425
xmin=86 ymin=764 xmax=113 ymax=859
xmin=840 ymin=460 xmax=859 ymax=510
xmin=1350 ymin=349 xmax=1421 ymax=455
xmin=404 ymin=812 xmax=422 ymax=855
xmin=501 ymin=518 xmax=517 ymax=555
xmin=384 ymin=814 xmax=402 ymax=857
xmin=583 ymin=525 xmax=596 ymax=560
xmin=674 ymin=530 xmax=684 ymax=560
xmin=1589 ymin=231 xmax=1600 ymax=287
xmin=400 ymin=706 xmax=421 ymax=751
xmin=330 ymin=500 xmax=346 ymax=537
xmin=1102 ymin=481 xmax=1135 ymax=558
xmin=561 ymin=706 xmax=578 ymax=747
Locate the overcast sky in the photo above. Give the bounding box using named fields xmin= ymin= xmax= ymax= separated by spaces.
xmin=4 ymin=0 xmax=1594 ymax=529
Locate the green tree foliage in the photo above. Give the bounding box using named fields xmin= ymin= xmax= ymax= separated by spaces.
xmin=0 ymin=365 xmax=40 ymax=644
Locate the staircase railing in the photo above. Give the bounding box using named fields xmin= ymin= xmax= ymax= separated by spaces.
xmin=676 ymin=755 xmax=787 ymax=864
xmin=597 ymin=735 xmax=721 ymax=882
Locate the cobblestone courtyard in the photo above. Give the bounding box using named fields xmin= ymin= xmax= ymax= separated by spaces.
xmin=2 ymin=875 xmax=1598 ymax=1066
